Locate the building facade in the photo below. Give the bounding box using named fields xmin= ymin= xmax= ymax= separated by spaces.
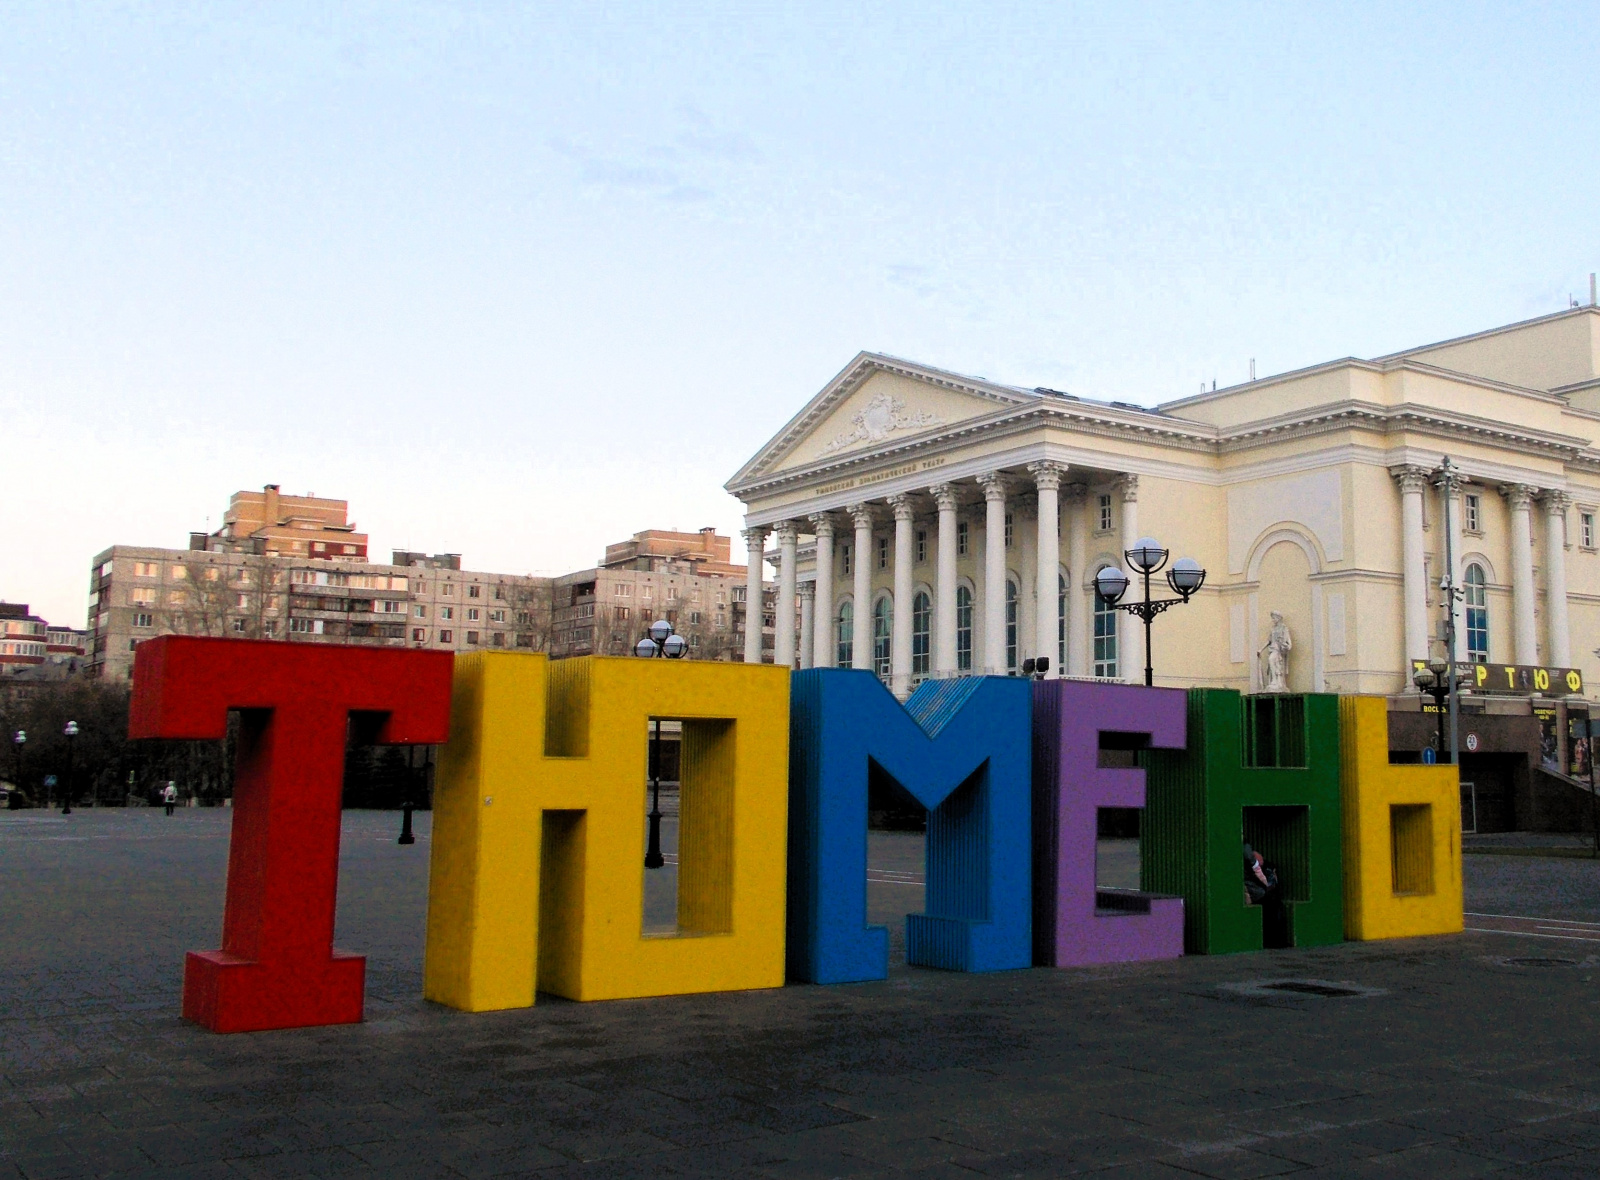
xmin=727 ymin=307 xmax=1600 ymax=829
xmin=549 ymin=528 xmax=771 ymax=661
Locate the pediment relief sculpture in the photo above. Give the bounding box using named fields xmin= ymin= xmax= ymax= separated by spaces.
xmin=819 ymin=392 xmax=944 ymax=456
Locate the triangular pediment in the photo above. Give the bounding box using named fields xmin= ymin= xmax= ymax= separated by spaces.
xmin=728 ymin=353 xmax=1036 ymax=490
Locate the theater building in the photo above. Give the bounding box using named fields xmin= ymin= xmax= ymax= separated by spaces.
xmin=727 ymin=305 xmax=1600 ymax=830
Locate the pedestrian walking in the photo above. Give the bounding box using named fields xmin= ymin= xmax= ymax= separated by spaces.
xmin=163 ymin=781 xmax=178 ymax=816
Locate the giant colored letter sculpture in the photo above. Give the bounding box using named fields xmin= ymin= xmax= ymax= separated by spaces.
xmin=787 ymin=670 xmax=1032 ymax=983
xmin=1339 ymin=696 xmax=1463 ymax=940
xmin=128 ymin=636 xmax=453 ymax=1033
xmin=1032 ymin=680 xmax=1186 ymax=967
xmin=424 ymin=654 xmax=789 ymax=1010
xmin=1142 ymin=691 xmax=1344 ymax=954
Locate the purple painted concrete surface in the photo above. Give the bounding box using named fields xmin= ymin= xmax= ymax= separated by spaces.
xmin=1033 ymin=680 xmax=1188 ymax=967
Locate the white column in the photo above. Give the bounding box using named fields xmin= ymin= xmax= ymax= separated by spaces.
xmin=1117 ymin=474 xmax=1142 ymax=681
xmin=1507 ymin=484 xmax=1538 ymax=666
xmin=798 ymin=581 xmax=815 ymax=670
xmin=809 ymin=514 xmax=835 ymax=669
xmin=978 ymin=473 xmax=1008 ymax=674
xmin=889 ymin=494 xmax=915 ymax=696
xmin=1395 ymin=467 xmax=1430 ymax=668
xmin=743 ymin=526 xmax=767 ymax=664
xmin=1030 ymin=462 xmax=1064 ymax=677
xmin=849 ymin=504 xmax=874 ymax=671
xmin=931 ymin=483 xmax=959 ymax=676
xmin=1544 ymin=492 xmax=1572 ymax=667
xmin=774 ymin=521 xmax=798 ymax=668
xmin=1065 ymin=483 xmax=1089 ymax=676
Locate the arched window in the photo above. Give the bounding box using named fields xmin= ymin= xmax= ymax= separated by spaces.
xmin=1465 ymin=563 xmax=1488 ymax=663
xmin=956 ymin=586 xmax=973 ymax=671
xmin=1058 ymin=572 xmax=1068 ymax=671
xmin=872 ymin=596 xmax=892 ymax=677
xmin=1093 ymin=572 xmax=1119 ymax=678
xmin=836 ymin=601 xmax=853 ymax=668
xmin=912 ymin=591 xmax=931 ymax=676
xmin=1005 ymin=579 xmax=1019 ymax=671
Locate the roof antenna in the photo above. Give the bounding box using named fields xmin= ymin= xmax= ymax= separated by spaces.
xmin=1249 ymin=358 xmax=1256 ymax=381
xmin=1591 ymin=272 xmax=1597 ymax=306
xmin=1211 ymin=378 xmax=1217 ymax=391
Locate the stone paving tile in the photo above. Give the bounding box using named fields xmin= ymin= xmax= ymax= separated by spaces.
xmin=7 ymin=812 xmax=1600 ymax=1179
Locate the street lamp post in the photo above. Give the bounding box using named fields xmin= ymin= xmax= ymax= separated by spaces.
xmin=1412 ymin=658 xmax=1451 ymax=762
xmin=1093 ymin=538 xmax=1207 ymax=687
xmin=633 ymin=619 xmax=688 ymax=869
xmin=61 ymin=721 xmax=78 ymax=815
xmin=10 ymin=731 xmax=23 ymax=810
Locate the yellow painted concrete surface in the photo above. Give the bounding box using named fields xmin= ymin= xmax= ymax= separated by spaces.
xmin=1338 ymin=696 xmax=1464 ymax=941
xmin=423 ymin=653 xmax=790 ymax=1011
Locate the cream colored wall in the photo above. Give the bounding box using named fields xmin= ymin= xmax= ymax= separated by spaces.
xmin=1159 ymin=366 xmax=1358 ymax=428
xmin=1399 ymin=310 xmax=1600 ymax=393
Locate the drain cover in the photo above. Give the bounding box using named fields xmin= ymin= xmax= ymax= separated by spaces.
xmin=1217 ymin=978 xmax=1386 ymax=1001
xmin=1506 ymin=957 xmax=1579 ymax=967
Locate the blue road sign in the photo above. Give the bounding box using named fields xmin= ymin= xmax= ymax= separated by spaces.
xmin=1421 ymin=748 xmax=1437 ymax=765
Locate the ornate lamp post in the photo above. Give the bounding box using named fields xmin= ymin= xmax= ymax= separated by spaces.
xmin=61 ymin=721 xmax=79 ymax=815
xmin=633 ymin=619 xmax=687 ymax=869
xmin=1093 ymin=538 xmax=1207 ymax=687
xmin=1412 ymin=657 xmax=1451 ymax=763
xmin=11 ymin=730 xmax=24 ymax=809
xmin=1020 ymin=657 xmax=1051 ymax=681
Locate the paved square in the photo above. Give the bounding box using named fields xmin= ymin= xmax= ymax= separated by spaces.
xmin=4 ymin=809 xmax=1600 ymax=1178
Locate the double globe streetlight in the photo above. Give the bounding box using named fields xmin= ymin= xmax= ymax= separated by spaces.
xmin=1093 ymin=537 xmax=1207 ymax=687
xmin=633 ymin=619 xmax=687 ymax=869
xmin=61 ymin=721 xmax=79 ymax=814
xmin=1412 ymin=657 xmax=1452 ymax=764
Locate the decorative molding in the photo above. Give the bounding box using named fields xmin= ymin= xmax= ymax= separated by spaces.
xmin=1544 ymin=490 xmax=1572 ymax=514
xmin=819 ymin=393 xmax=945 ymax=456
xmin=847 ymin=503 xmax=875 ymax=530
xmin=1027 ymin=460 xmax=1066 ymax=492
xmin=1392 ymin=465 xmax=1431 ymax=495
xmin=1116 ymin=473 xmax=1139 ymax=503
xmin=977 ymin=472 xmax=1009 ymax=502
xmin=887 ymin=493 xmax=917 ymax=522
xmin=929 ymin=482 xmax=960 ymax=513
xmin=1503 ymin=483 xmax=1538 ymax=511
xmin=773 ymin=521 xmax=799 ymax=546
xmin=809 ymin=513 xmax=836 ymax=539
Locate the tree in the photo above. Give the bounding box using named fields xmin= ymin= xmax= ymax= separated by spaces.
xmin=504 ymin=578 xmax=556 ymax=652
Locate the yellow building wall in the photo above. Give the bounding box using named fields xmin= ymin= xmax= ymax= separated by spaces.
xmin=424 ymin=653 xmax=790 ymax=1011
xmin=1338 ymin=696 xmax=1464 ymax=941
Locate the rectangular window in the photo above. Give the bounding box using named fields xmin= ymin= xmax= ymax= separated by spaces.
xmin=231 ymin=619 xmax=247 ymax=633
xmin=412 ymin=628 xmax=427 ymax=642
xmin=1098 ymin=494 xmax=1113 ymax=532
xmin=841 ymin=544 xmax=851 ymax=575
xmin=1465 ymin=493 xmax=1481 ymax=532
xmin=440 ymin=606 xmax=454 ymax=620
xmin=642 ymin=586 xmax=654 ymax=600
xmin=262 ymin=621 xmax=276 ymax=636
xmin=466 ymin=631 xmax=480 ymax=644
xmin=441 ymin=584 xmax=454 ymax=596
xmin=132 ymin=613 xmax=153 ymax=629
xmin=288 ymin=618 xmax=325 ymax=635
xmin=1094 ymin=594 xmax=1118 ymax=678
xmin=439 ymin=629 xmax=453 ymax=643
xmin=169 ymin=564 xmax=187 ymax=579
xmin=616 ymin=606 xmax=631 ymax=620
xmin=690 ymin=611 xmax=702 ymax=624
xmin=916 ymin=530 xmax=927 ymax=564
xmin=493 ymin=585 xmax=505 ymax=600
xmin=235 ymin=593 xmax=249 ymax=608
xmin=129 ymin=587 xmax=156 ymax=606
xmin=468 ymin=585 xmax=481 ymax=598
xmin=877 ymin=537 xmax=888 ymax=569
xmin=413 ymin=604 xmax=426 ymax=618
xmin=957 ymin=520 xmax=969 ymax=557
xmin=616 ymin=584 xmax=633 ymax=597
xmin=489 ymin=609 xmax=505 ymax=622
xmin=491 ymin=632 xmax=505 ymax=647
xmin=133 ymin=561 xmax=159 ymax=577
xmin=382 ymin=600 xmax=404 ymax=614
xmin=1584 ymin=512 xmax=1595 ymax=549
xmin=1004 ymin=512 xmax=1014 ymax=548
xmin=467 ymin=608 xmax=480 ymax=621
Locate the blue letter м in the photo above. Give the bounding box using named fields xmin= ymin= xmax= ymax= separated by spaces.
xmin=787 ymin=669 xmax=1032 ymax=984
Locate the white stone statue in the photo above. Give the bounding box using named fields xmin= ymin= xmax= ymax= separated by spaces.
xmin=1260 ymin=611 xmax=1292 ymax=693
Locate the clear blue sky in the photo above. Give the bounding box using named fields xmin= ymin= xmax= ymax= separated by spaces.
xmin=3 ymin=3 xmax=1598 ymax=626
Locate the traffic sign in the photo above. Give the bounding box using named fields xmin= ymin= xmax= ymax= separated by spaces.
xmin=1421 ymin=748 xmax=1436 ymax=765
